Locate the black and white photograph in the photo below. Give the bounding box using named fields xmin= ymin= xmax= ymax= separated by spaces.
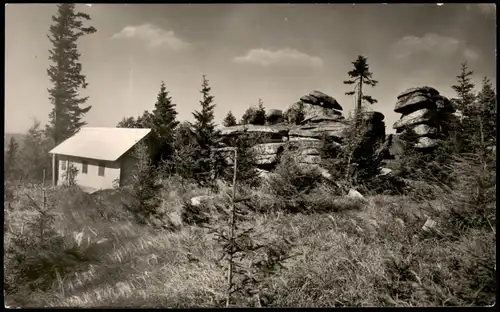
xmin=4 ymin=3 xmax=496 ymax=308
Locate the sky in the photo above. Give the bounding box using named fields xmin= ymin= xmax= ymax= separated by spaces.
xmin=5 ymin=3 xmax=497 ymax=134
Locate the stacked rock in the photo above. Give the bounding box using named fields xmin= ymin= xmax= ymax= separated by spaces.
xmin=219 ymin=90 xmax=386 ymax=173
xmin=286 ymin=91 xmax=346 ymax=165
xmin=265 ymin=109 xmax=285 ymax=125
xmin=284 ymin=90 xmax=344 ymax=124
xmin=393 ymin=86 xmax=454 ymax=150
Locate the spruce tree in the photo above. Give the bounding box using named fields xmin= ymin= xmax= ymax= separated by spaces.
xmin=151 ymin=81 xmax=179 ymax=166
xmin=451 ymin=62 xmax=477 ymax=153
xmin=343 ymin=55 xmax=378 ymax=125
xmin=254 ymin=98 xmax=266 ymax=125
xmin=5 ymin=137 xmax=19 ymax=180
xmin=451 ymin=62 xmax=476 ymax=114
xmin=127 ymin=142 xmax=162 ymax=226
xmin=192 ymin=75 xmax=219 ymax=184
xmin=45 ymin=4 xmax=97 ymax=145
xmin=117 ymin=116 xmax=138 ymax=128
xmin=172 ymin=121 xmax=198 ymax=180
xmin=117 ymin=111 xmax=154 ymax=128
xmin=21 ymin=119 xmax=52 ymax=182
xmin=240 ymin=106 xmax=257 ymax=125
xmin=475 ymin=77 xmax=496 ymax=147
xmin=223 ymin=111 xmax=238 ymax=127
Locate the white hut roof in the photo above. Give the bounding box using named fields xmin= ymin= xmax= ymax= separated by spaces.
xmin=49 ymin=127 xmax=151 ymax=161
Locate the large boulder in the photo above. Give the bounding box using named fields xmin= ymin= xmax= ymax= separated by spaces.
xmin=300 ymin=148 xmax=320 ymax=156
xmin=415 ymin=137 xmax=438 ymax=149
xmin=221 ymin=124 xmax=288 ymax=137
xmin=284 ymin=101 xmax=343 ymax=125
xmin=266 ymin=109 xmax=284 ymax=124
xmin=435 ymin=95 xmax=455 ymax=113
xmin=289 ymin=122 xmax=348 ymax=140
xmin=302 ymin=115 xmax=344 ymax=124
xmin=288 ymin=138 xmax=324 ymax=149
xmin=394 ymin=93 xmax=437 ymax=114
xmin=404 ymin=124 xmax=438 ymax=137
xmin=309 ymin=90 xmax=343 ymax=111
xmin=255 ymin=154 xmax=279 ymax=165
xmin=288 ymin=136 xmax=321 ymax=142
xmin=392 ymin=87 xmax=455 ymax=152
xmin=300 ymin=94 xmax=319 ymax=105
xmin=397 ymin=86 xmax=439 ymax=99
xmin=393 ymin=108 xmax=436 ymax=130
xmin=251 ymin=142 xmax=285 ymax=156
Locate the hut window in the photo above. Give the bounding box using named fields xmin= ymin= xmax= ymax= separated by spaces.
xmin=98 ymin=162 xmax=105 ymax=176
xmin=82 ymin=161 xmax=88 ymax=174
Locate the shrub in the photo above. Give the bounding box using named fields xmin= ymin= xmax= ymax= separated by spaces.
xmin=265 ymin=148 xmax=324 ymax=212
xmin=125 ymin=142 xmax=163 ymax=226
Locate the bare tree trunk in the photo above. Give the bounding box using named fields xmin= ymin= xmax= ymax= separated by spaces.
xmin=356 ymin=76 xmax=363 ymax=128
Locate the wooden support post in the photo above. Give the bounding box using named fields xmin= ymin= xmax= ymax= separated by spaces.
xmin=52 ymin=153 xmax=57 ymax=187
xmin=226 ymin=148 xmax=238 ymax=308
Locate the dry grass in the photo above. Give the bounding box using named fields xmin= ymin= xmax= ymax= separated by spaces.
xmin=4 ymin=171 xmax=496 ymax=307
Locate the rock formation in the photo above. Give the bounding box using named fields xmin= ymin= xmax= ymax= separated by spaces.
xmin=219 ymin=90 xmax=386 ymax=175
xmin=392 ymin=86 xmax=454 ymax=150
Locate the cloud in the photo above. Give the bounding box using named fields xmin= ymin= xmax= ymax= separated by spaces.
xmin=112 ymin=24 xmax=189 ymax=50
xmin=476 ymin=4 xmax=496 ymax=15
xmin=463 ymin=48 xmax=479 ymax=61
xmin=233 ymin=48 xmax=324 ymax=68
xmin=466 ymin=4 xmax=496 ymax=16
xmin=392 ymin=33 xmax=479 ymax=61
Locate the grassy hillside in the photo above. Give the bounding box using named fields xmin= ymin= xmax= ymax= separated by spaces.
xmin=4 ymin=164 xmax=496 ymax=307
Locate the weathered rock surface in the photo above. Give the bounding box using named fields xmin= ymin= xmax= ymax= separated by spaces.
xmin=221 ymin=124 xmax=289 ymax=137
xmin=300 ymin=94 xmax=319 ymax=105
xmin=256 ymin=168 xmax=279 ymax=180
xmin=435 ymin=95 xmax=455 ymax=113
xmin=393 ymin=108 xmax=435 ymax=130
xmin=251 ymin=143 xmax=286 ymax=155
xmin=308 ymin=90 xmax=343 ymax=110
xmin=190 ymin=195 xmax=215 ymax=207
xmin=392 ymin=86 xmax=453 ymax=152
xmin=414 ymin=137 xmax=438 ymax=149
xmin=405 ymin=124 xmax=438 ymax=137
xmin=288 ymin=136 xmax=321 ymax=142
xmin=395 ymin=93 xmax=436 ymax=114
xmin=347 ymin=189 xmax=366 ymax=201
xmin=255 ymin=154 xmax=279 ymax=165
xmin=397 ymin=86 xmax=439 ymax=99
xmin=219 ymin=90 xmax=386 ymax=175
xmin=302 ymin=114 xmax=344 ymax=124
xmin=378 ymin=167 xmax=393 ymax=176
xmin=284 ymin=101 xmax=343 ymax=125
xmin=266 ymin=109 xmax=284 ymax=124
xmin=289 ymin=123 xmax=348 ymax=139
xmin=300 ymin=148 xmax=320 ymax=156
xmin=288 ymin=139 xmax=324 ymax=149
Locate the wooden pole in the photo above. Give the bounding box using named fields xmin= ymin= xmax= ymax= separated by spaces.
xmin=42 ymin=169 xmax=47 ymax=210
xmin=52 ymin=153 xmax=57 ymax=187
xmin=226 ymin=148 xmax=238 ymax=308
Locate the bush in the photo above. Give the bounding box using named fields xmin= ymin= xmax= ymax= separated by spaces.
xmin=265 ymin=148 xmax=324 ymax=212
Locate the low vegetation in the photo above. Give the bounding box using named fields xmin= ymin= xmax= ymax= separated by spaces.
xmin=4 ymin=136 xmax=496 ymax=307
xmin=3 ymin=6 xmax=496 ymax=305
